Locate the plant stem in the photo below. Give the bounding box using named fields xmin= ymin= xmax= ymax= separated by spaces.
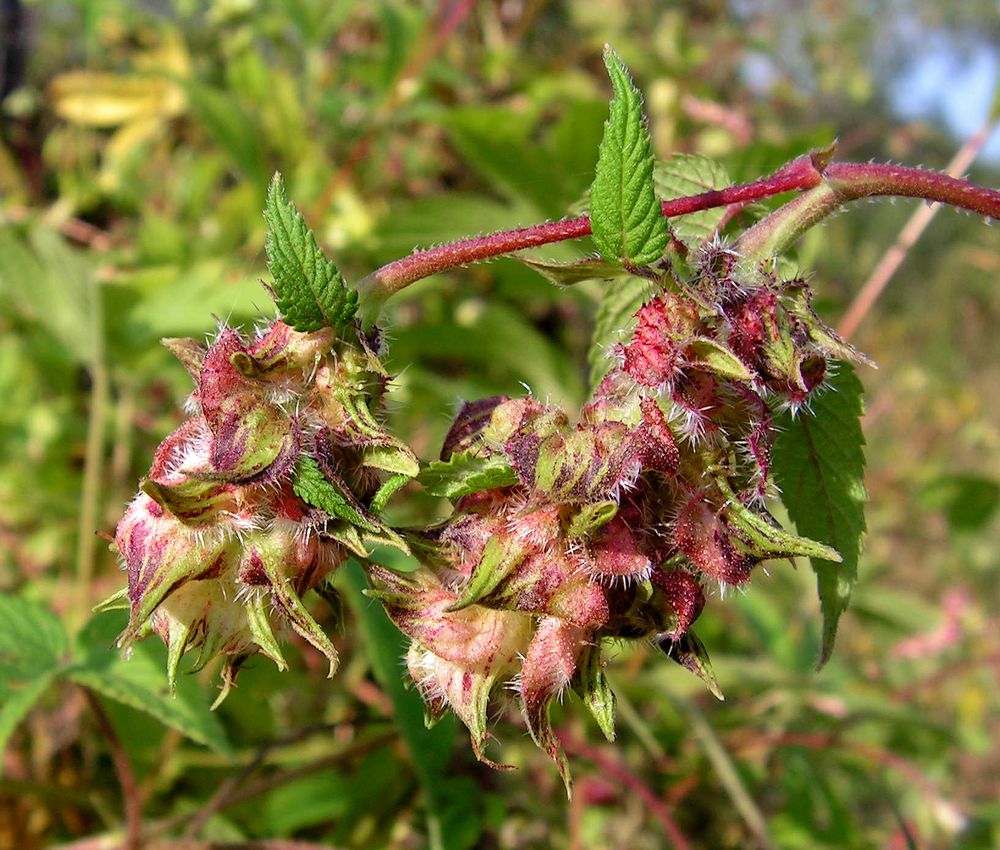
xmin=559 ymin=729 xmax=693 ymax=850
xmin=837 ymin=121 xmax=995 ymax=340
xmin=83 ymin=688 xmax=142 ymax=850
xmin=356 ymin=152 xmax=1000 ymax=325
xmin=73 ymin=302 xmax=108 ymax=631
xmin=355 ymin=154 xmax=827 ymax=323
xmin=736 ymin=161 xmax=1000 ymax=261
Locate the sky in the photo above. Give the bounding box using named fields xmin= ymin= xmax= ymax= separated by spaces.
xmin=890 ymin=32 xmax=1000 ymax=162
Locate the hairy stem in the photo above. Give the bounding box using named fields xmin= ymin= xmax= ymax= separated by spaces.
xmin=83 ymin=689 xmax=142 ymax=850
xmin=356 ymin=153 xmax=1000 ymax=325
xmin=837 ymin=121 xmax=995 ymax=340
xmin=736 ymin=161 xmax=1000 ymax=260
xmin=355 ymin=153 xmax=827 ymax=324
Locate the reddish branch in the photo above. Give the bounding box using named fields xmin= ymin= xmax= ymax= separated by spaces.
xmin=560 ymin=731 xmax=693 ymax=850
xmin=356 ymin=153 xmax=1000 ymax=324
xmin=83 ymin=689 xmax=142 ymax=850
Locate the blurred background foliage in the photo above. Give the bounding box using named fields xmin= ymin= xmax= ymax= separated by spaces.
xmin=1 ymin=1 xmax=999 ymax=848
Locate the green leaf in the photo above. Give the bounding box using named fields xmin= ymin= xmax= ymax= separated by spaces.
xmin=652 ymin=155 xmax=732 ymax=248
xmin=0 ymin=594 xmax=67 ymax=771
xmin=658 ymin=630 xmax=724 ymax=701
xmin=293 ymin=456 xmax=381 ymax=533
xmin=293 ymin=456 xmax=410 ymax=554
xmin=183 ymin=80 xmax=265 ymax=185
xmin=772 ymin=362 xmax=867 ymax=667
xmin=342 ymin=562 xmax=458 ymax=850
xmin=588 ymin=275 xmax=656 ymax=388
xmin=417 ymin=452 xmax=518 ymax=500
xmin=515 ymin=255 xmax=629 ymax=286
xmin=589 ymin=46 xmax=668 ymax=267
xmin=66 ymin=612 xmax=232 ymax=756
xmin=264 ymin=173 xmax=358 ymax=333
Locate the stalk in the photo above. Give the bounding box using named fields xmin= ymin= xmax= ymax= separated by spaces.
xmin=355 ymin=151 xmax=1000 ymax=326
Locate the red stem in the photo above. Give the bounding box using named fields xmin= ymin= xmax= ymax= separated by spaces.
xmin=83 ymin=688 xmax=142 ymax=850
xmin=560 ymin=730 xmax=694 ymax=850
xmin=358 ymin=154 xmax=825 ymax=316
xmin=356 ymin=154 xmax=1000 ymax=325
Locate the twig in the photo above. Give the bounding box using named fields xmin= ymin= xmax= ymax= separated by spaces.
xmin=309 ymin=0 xmax=476 ymax=221
xmin=559 ymin=730 xmax=693 ymax=850
xmin=145 ymin=731 xmax=397 ymax=841
xmin=181 ymin=723 xmax=342 ymax=840
xmin=359 ymin=153 xmax=1000 ymax=325
xmin=837 ymin=120 xmax=996 ymax=340
xmin=83 ymin=689 xmax=142 ymax=850
xmin=667 ymin=694 xmax=779 ymax=850
xmin=358 ymin=153 xmax=826 ymax=313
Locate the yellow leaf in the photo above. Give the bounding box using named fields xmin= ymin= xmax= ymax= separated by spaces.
xmin=49 ymin=72 xmax=186 ymax=128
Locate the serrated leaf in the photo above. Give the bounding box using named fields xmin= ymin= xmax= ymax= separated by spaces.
xmin=589 ymin=46 xmax=668 ymax=267
xmin=293 ymin=456 xmax=381 ymax=533
xmin=264 ymin=173 xmax=358 ymax=333
xmin=417 ymin=452 xmax=518 ymax=500
xmin=772 ymin=363 xmax=867 ymax=667
xmin=293 ymin=457 xmax=409 ymax=554
xmin=652 ymin=155 xmax=732 ymax=248
xmin=516 ymin=255 xmax=629 ymax=286
xmin=67 ymin=612 xmax=232 ymax=756
xmin=0 ymin=595 xmax=67 ymax=771
xmin=588 ymin=275 xmax=656 ymax=388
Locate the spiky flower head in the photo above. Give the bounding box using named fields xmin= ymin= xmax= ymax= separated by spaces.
xmin=381 ymin=248 xmax=859 ymax=789
xmin=110 ymin=319 xmax=413 ymax=697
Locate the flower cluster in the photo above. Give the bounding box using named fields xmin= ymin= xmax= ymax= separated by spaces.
xmin=111 ymin=240 xmax=861 ymax=784
xmin=112 ymin=320 xmax=415 ymax=697
xmin=374 ymin=250 xmax=861 ymax=783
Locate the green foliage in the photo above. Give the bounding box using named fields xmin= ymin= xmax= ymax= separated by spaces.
xmin=293 ymin=456 xmax=382 ymax=532
xmin=65 ymin=612 xmax=232 ymax=756
xmin=0 ymin=595 xmax=67 ymax=770
xmin=264 ymin=173 xmax=358 ymax=333
xmin=0 ymin=596 xmax=230 ymax=768
xmin=4 ymin=4 xmax=999 ymax=849
xmin=772 ymin=363 xmax=868 ymax=666
xmin=589 ymin=47 xmax=669 ymax=267
xmin=417 ymin=452 xmax=518 ymax=500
